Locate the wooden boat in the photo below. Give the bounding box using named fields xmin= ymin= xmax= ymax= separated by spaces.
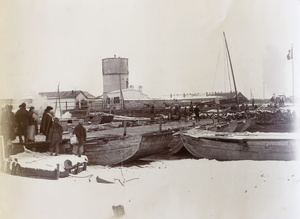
xmin=1 ymin=152 xmax=87 ymax=180
xmin=84 ymin=130 xmax=175 ymax=165
xmin=168 ymin=133 xmax=184 ymax=155
xmin=12 ymin=141 xmax=50 ymax=154
xmin=246 ymin=121 xmax=296 ymax=133
xmin=11 ymin=136 xmax=71 ymax=155
xmin=180 ymin=128 xmax=300 ymax=161
xmin=233 ymin=118 xmax=252 ymax=132
xmin=199 ymin=120 xmax=237 ymax=132
xmin=125 ymin=131 xmax=174 ymax=162
xmin=84 ymin=134 xmax=141 ymax=165
xmin=245 ymin=106 xmax=297 ymax=133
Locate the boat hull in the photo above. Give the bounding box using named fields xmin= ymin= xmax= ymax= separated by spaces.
xmin=84 ymin=131 xmax=177 ymax=165
xmin=181 ymin=130 xmax=300 ymax=161
xmin=84 ymin=135 xmax=141 ymax=166
xmin=125 ymin=131 xmax=174 ymax=163
xmin=168 ymin=134 xmax=184 ymax=155
xmin=233 ymin=119 xmax=252 ymax=132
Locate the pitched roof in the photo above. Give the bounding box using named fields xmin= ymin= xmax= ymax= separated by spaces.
xmin=39 ymin=90 xmax=95 ymax=99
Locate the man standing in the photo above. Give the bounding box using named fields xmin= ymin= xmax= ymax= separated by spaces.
xmin=2 ymin=105 xmax=17 ymax=157
xmin=72 ymin=119 xmax=86 ymax=157
xmin=27 ymin=106 xmax=38 ymax=142
xmin=194 ymin=105 xmax=200 ymax=122
xmin=40 ymin=106 xmax=53 ymax=141
xmin=15 ymin=103 xmax=29 ymax=143
xmin=48 ymin=117 xmax=63 ymax=156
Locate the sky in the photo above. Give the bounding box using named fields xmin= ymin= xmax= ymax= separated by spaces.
xmin=0 ymin=0 xmax=299 ymax=99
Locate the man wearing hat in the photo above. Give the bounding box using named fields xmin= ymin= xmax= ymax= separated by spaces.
xmin=15 ymin=103 xmax=29 ymax=143
xmin=72 ymin=119 xmax=86 ymax=157
xmin=40 ymin=106 xmax=54 ymax=141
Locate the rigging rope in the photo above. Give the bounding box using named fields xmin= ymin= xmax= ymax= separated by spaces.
xmin=212 ymin=41 xmax=222 ymax=92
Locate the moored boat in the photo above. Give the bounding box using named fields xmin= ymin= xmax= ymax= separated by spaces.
xmin=84 ymin=134 xmax=141 ymax=166
xmin=180 ymin=128 xmax=300 ymax=161
xmin=85 ymin=130 xmax=176 ymax=165
xmin=125 ymin=131 xmax=174 ymax=163
xmin=1 ymin=151 xmax=87 ymax=180
xmin=233 ymin=118 xmax=253 ymax=132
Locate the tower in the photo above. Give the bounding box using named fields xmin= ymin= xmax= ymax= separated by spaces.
xmin=102 ymin=55 xmax=129 ymax=95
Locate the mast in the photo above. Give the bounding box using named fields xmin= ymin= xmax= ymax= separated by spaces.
xmin=119 ymin=74 xmax=124 ymax=110
xmin=55 ymin=82 xmax=62 ymax=119
xmin=223 ymin=32 xmax=239 ymax=109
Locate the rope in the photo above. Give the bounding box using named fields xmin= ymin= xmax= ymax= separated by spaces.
xmin=212 ymin=38 xmax=223 ymax=91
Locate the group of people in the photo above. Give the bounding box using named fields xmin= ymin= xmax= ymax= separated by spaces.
xmin=39 ymin=106 xmax=86 ymax=157
xmin=0 ymin=103 xmax=39 ymax=157
xmin=0 ymin=103 xmax=38 ymax=143
xmin=0 ymin=103 xmax=86 ymax=157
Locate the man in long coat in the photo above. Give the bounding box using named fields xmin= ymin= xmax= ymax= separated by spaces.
xmin=2 ymin=105 xmax=17 ymax=157
xmin=15 ymin=103 xmax=29 ymax=143
xmin=40 ymin=106 xmax=53 ymax=141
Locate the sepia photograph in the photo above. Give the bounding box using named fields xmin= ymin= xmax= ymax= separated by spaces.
xmin=0 ymin=0 xmax=300 ymax=218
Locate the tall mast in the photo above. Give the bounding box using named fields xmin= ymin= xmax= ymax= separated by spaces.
xmin=223 ymin=32 xmax=239 ymax=108
xmin=119 ymin=74 xmax=124 ymax=110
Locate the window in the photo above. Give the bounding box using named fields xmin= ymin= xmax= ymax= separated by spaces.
xmin=114 ymin=97 xmax=120 ymax=103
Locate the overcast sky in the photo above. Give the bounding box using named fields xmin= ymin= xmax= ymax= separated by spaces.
xmin=0 ymin=0 xmax=299 ymax=99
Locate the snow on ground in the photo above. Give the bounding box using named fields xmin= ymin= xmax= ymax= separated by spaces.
xmin=9 ymin=152 xmax=88 ymax=171
xmin=1 ymin=158 xmax=300 ymax=219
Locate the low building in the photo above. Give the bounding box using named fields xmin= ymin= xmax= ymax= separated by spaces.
xmin=102 ymin=86 xmax=150 ymax=110
xmin=39 ymin=90 xmax=97 ymax=111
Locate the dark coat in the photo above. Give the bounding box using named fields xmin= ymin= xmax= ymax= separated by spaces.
xmin=15 ymin=108 xmax=29 ymax=127
xmin=1 ymin=110 xmax=17 ymax=141
xmin=48 ymin=123 xmax=63 ymax=142
xmin=73 ymin=124 xmax=86 ymax=145
xmin=15 ymin=108 xmax=29 ymax=135
xmin=40 ymin=111 xmax=53 ymax=140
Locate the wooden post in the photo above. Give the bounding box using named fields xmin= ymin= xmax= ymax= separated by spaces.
xmin=76 ymin=162 xmax=79 ymax=174
xmin=11 ymin=162 xmax=16 ymax=175
xmin=159 ymin=118 xmax=162 ymax=132
xmin=217 ymin=104 xmax=220 ymax=123
xmin=55 ymin=164 xmax=60 ymax=180
xmin=123 ymin=121 xmax=127 ymax=137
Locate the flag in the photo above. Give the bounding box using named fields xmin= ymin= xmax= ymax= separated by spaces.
xmin=287 ymin=47 xmax=293 ymax=60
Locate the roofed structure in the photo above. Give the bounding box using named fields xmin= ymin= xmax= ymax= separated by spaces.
xmin=39 ymin=90 xmax=95 ymax=99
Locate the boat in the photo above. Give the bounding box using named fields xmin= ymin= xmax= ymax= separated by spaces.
xmin=86 ymin=112 xmax=114 ymax=124
xmin=194 ymin=32 xmax=248 ymax=133
xmin=180 ymin=128 xmax=300 ymax=161
xmin=1 ymin=150 xmax=87 ymax=180
xmin=83 ymin=134 xmax=141 ymax=165
xmin=245 ymin=106 xmax=297 ymax=133
xmin=168 ymin=133 xmax=184 ymax=155
xmin=84 ymin=130 xmax=176 ymax=166
xmin=233 ymin=118 xmax=253 ymax=132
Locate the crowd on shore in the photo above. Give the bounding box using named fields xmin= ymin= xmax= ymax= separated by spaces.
xmin=0 ymin=103 xmax=86 ymax=158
